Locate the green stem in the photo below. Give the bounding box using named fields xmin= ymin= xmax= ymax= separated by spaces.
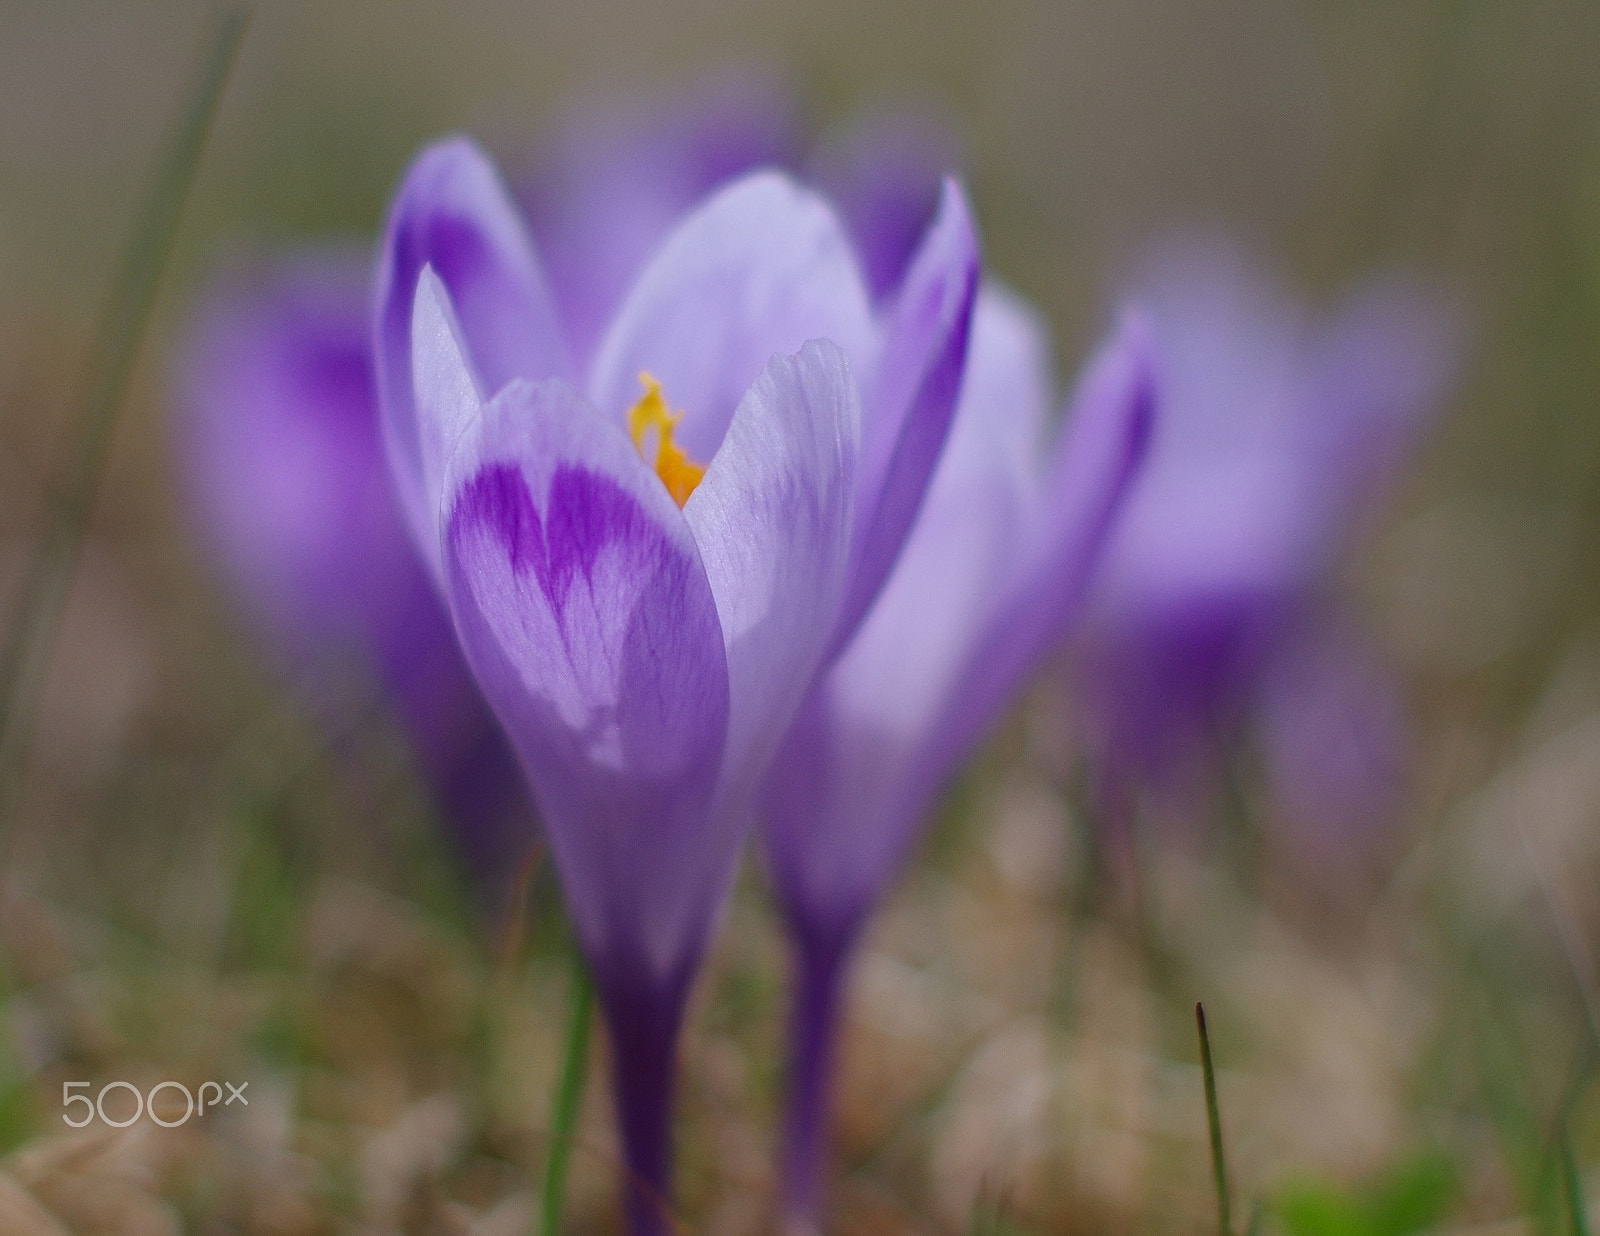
xmin=1561 ymin=1119 xmax=1590 ymax=1236
xmin=1197 ymin=1002 xmax=1232 ymax=1236
xmin=539 ymin=944 xmax=593 ymax=1236
xmin=0 ymin=7 xmax=251 ymax=834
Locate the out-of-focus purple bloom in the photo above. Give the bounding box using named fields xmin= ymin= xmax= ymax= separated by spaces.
xmin=377 ymin=138 xmax=977 ymax=1232
xmin=762 ymin=290 xmax=1154 ymax=1228
xmin=1077 ymin=236 xmax=1455 ymax=826
xmin=174 ymin=251 xmax=533 ymax=894
xmin=1256 ymin=618 xmax=1410 ymax=860
xmin=518 ymin=75 xmax=959 ymax=352
xmin=520 ymin=71 xmax=801 ymax=364
xmin=809 ymin=103 xmax=961 ymax=303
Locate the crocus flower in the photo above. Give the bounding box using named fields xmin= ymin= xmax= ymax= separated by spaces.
xmin=762 ymin=290 xmax=1155 ymax=1229
xmin=1075 ymin=236 xmax=1455 ymax=840
xmin=174 ymin=251 xmax=533 ymax=896
xmin=376 ymin=137 xmax=977 ymax=1232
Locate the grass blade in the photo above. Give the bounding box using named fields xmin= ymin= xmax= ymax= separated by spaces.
xmin=1561 ymin=1118 xmax=1590 ymax=1236
xmin=0 ymin=6 xmax=251 ymax=832
xmin=539 ymin=943 xmax=594 ymax=1236
xmin=1198 ymin=1002 xmax=1233 ymax=1236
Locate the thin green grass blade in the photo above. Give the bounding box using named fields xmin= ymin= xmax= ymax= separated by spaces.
xmin=1198 ymin=1002 xmax=1233 ymax=1236
xmin=0 ymin=7 xmax=251 ymax=835
xmin=1561 ymin=1119 xmax=1590 ymax=1236
xmin=539 ymin=942 xmax=594 ymax=1236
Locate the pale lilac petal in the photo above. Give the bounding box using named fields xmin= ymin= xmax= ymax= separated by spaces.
xmin=934 ymin=283 xmax=1055 ymax=499
xmin=829 ymin=312 xmax=1150 ymax=917
xmin=442 ymin=380 xmax=729 ymax=984
xmin=684 ymin=339 xmax=859 ymax=806
xmin=820 ymin=287 xmax=1053 ymax=762
xmin=401 ymin=266 xmax=486 ymax=576
xmin=586 ymin=171 xmax=876 ymax=463
xmin=1101 ymin=238 xmax=1320 ymax=611
xmin=376 ymin=137 xmax=572 ymax=545
xmin=832 ymin=177 xmax=980 ymax=649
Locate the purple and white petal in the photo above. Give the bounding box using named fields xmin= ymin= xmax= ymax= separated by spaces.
xmin=442 ymin=379 xmax=729 ymax=982
xmin=587 ymin=171 xmax=877 ymax=463
xmin=376 ymin=137 xmax=572 ymax=546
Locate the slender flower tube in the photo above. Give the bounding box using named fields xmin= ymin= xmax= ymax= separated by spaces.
xmin=376 ymin=139 xmax=978 ymax=1232
xmin=762 ymin=290 xmax=1156 ymax=1229
xmin=173 ymin=252 xmax=533 ymax=892
xmin=1076 ymin=236 xmax=1456 ymax=836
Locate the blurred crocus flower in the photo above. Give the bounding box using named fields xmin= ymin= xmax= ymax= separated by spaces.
xmin=808 ymin=103 xmax=960 ymax=303
xmin=174 ymin=252 xmax=533 ymax=896
xmin=762 ymin=290 xmax=1154 ymax=1227
xmin=520 ymin=73 xmax=957 ymax=331
xmin=519 ymin=71 xmax=801 ymax=362
xmin=377 ymin=137 xmax=977 ymax=1231
xmin=1255 ymin=618 xmax=1411 ymax=862
xmin=1077 ymin=236 xmax=1456 ymax=840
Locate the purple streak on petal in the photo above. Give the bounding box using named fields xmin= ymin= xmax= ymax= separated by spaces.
xmin=587 ymin=171 xmax=876 ymax=465
xmin=810 ymin=103 xmax=961 ymax=301
xmin=375 ymin=137 xmax=571 ymax=553
xmin=443 ymin=382 xmax=733 ymax=1230
xmin=174 ymin=250 xmax=534 ymax=893
xmin=830 ymin=178 xmax=979 ymax=655
xmin=442 ymin=376 xmax=731 ymax=986
xmin=520 ymin=70 xmax=800 ymax=364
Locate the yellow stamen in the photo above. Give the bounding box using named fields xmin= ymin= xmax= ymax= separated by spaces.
xmin=627 ymin=372 xmax=705 ymax=507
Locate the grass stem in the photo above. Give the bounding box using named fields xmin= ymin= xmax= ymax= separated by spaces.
xmin=1197 ymin=1002 xmax=1232 ymax=1236
xmin=1561 ymin=1118 xmax=1590 ymax=1236
xmin=0 ymin=6 xmax=251 ymax=835
xmin=539 ymin=942 xmax=593 ymax=1236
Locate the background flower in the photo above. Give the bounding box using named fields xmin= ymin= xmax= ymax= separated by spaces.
xmin=763 ymin=290 xmax=1153 ymax=1226
xmin=173 ymin=249 xmax=534 ymax=902
xmin=1075 ymin=235 xmax=1457 ymax=848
